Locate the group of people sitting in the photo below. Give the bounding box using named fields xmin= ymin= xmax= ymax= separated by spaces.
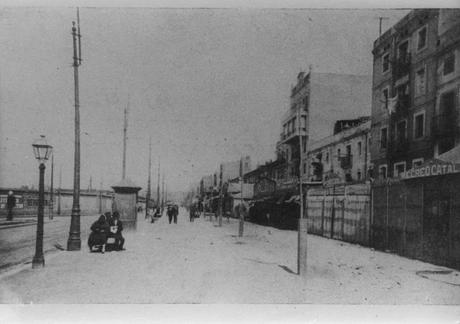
xmin=88 ymin=211 xmax=125 ymax=253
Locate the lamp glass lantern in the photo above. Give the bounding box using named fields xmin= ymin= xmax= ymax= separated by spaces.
xmin=32 ymin=135 xmax=53 ymax=164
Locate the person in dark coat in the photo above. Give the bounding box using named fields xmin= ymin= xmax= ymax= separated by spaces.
xmin=88 ymin=214 xmax=109 ymax=253
xmin=173 ymin=205 xmax=179 ymax=224
xmin=167 ymin=205 xmax=174 ymax=224
xmin=6 ymin=191 xmax=15 ymax=221
xmin=108 ymin=211 xmax=125 ymax=251
xmin=189 ymin=204 xmax=195 ymax=222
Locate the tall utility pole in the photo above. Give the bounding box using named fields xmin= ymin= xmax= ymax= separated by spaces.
xmin=238 ymin=157 xmax=244 ymax=237
xmin=161 ymin=173 xmax=165 ymax=210
xmin=378 ymin=17 xmax=390 ymax=36
xmin=67 ymin=8 xmax=82 ymax=251
xmin=297 ymin=65 xmax=311 ymax=277
xmin=99 ymin=178 xmax=103 ymax=214
xmin=49 ymin=153 xmax=54 ymax=220
xmin=218 ymin=163 xmax=223 ymax=227
xmin=57 ymin=166 xmax=62 ymax=215
xmin=156 ymin=159 xmax=160 ymax=208
xmin=122 ymin=100 xmax=129 ymax=180
xmin=145 ymin=137 xmax=152 ymax=219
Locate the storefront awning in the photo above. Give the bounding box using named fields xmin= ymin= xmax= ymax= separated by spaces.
xmin=438 ymin=145 xmax=460 ymax=163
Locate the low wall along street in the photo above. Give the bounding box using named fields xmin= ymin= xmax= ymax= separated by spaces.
xmin=0 ymin=188 xmax=113 ymax=219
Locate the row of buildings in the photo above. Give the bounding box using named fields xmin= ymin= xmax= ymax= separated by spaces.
xmin=197 ymin=9 xmax=460 ymax=269
xmin=244 ymin=8 xmax=460 ymax=196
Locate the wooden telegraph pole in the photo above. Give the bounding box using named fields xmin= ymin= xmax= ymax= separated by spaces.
xmin=297 ymin=65 xmax=311 ymax=277
xmin=122 ymin=99 xmax=129 ymax=180
xmin=145 ymin=137 xmax=152 ymax=219
xmin=238 ymin=157 xmax=244 ymax=237
xmin=49 ymin=153 xmax=54 ymax=220
xmin=157 ymin=159 xmax=160 ymax=209
xmin=67 ymin=8 xmax=83 ymax=251
xmin=161 ymin=173 xmax=165 ymax=211
xmin=57 ymin=166 xmax=62 ymax=215
xmin=218 ymin=163 xmax=223 ymax=227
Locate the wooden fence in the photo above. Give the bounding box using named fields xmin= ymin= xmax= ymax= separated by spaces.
xmin=306 ymin=183 xmax=371 ymax=246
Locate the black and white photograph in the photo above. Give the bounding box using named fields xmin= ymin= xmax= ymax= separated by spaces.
xmin=1 ymin=1 xmax=460 ymax=322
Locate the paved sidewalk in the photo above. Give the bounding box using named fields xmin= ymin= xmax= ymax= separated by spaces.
xmin=1 ymin=210 xmax=460 ymax=304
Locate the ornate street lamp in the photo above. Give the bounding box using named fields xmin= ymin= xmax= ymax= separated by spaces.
xmin=32 ymin=135 xmax=53 ymax=268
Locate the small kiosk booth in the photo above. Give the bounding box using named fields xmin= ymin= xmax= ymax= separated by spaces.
xmin=112 ymin=178 xmax=141 ymax=230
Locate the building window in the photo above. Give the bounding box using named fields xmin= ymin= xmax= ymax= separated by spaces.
xmin=346 ymin=144 xmax=351 ymax=156
xmin=382 ymin=53 xmax=390 ymax=73
xmin=357 ymin=141 xmax=362 ymax=156
xmin=417 ymin=26 xmax=427 ymax=51
xmin=301 ymin=115 xmax=307 ymax=130
xmin=357 ymin=170 xmax=362 ymax=181
xmin=415 ymin=67 xmax=426 ymax=97
xmin=303 ymin=163 xmax=307 ymax=175
xmin=414 ymin=112 xmax=425 ymax=139
xmin=382 ymin=87 xmax=389 ymax=110
xmin=337 ymin=148 xmax=341 ymax=158
xmin=379 ymin=165 xmax=388 ymax=179
xmin=398 ymin=40 xmax=409 ymax=60
xmin=412 ymin=158 xmax=424 ymax=168
xmin=396 ymin=120 xmax=407 ymax=142
xmin=380 ymin=127 xmax=388 ymax=149
xmin=303 ymin=140 xmax=307 ymax=153
xmin=394 ymin=161 xmax=406 ymax=178
xmin=325 ymin=152 xmax=329 ymax=163
xmin=443 ymin=52 xmax=455 ymax=76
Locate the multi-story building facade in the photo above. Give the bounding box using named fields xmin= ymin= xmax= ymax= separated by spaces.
xmin=371 ymin=9 xmax=460 ymax=179
xmin=434 ymin=9 xmax=460 ymax=158
xmin=277 ymin=70 xmax=372 ymax=188
xmin=307 ymin=117 xmax=371 ymax=184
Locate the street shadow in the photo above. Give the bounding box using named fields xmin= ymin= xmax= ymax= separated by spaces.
xmin=278 ymin=264 xmax=296 ymax=275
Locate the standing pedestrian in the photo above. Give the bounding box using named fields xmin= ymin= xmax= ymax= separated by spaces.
xmin=167 ymin=205 xmax=173 ymax=224
xmin=189 ymin=204 xmax=195 ymax=222
xmin=173 ymin=204 xmax=178 ymax=224
xmin=6 ymin=191 xmax=15 ymax=221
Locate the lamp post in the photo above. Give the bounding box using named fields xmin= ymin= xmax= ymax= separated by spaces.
xmin=32 ymin=135 xmax=53 ymax=268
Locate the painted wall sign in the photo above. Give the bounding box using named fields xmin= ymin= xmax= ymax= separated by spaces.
xmin=402 ymin=159 xmax=460 ymax=179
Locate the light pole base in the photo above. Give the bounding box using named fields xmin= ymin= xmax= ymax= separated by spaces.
xmin=32 ymin=256 xmax=45 ymax=268
xmin=67 ymin=238 xmax=81 ymax=251
xmin=297 ymin=218 xmax=308 ymax=277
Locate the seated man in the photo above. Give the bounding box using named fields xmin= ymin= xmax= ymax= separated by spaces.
xmin=88 ymin=214 xmax=109 ymax=253
xmin=108 ymin=211 xmax=125 ymax=251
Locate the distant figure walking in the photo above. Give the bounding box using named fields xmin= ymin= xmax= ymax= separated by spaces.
xmin=167 ymin=205 xmax=174 ymax=224
xmin=173 ymin=205 xmax=179 ymax=224
xmin=189 ymin=204 xmax=195 ymax=222
xmin=6 ymin=191 xmax=15 ymax=221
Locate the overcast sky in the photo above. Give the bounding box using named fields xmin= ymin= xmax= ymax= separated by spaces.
xmin=0 ymin=5 xmax=409 ymax=193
